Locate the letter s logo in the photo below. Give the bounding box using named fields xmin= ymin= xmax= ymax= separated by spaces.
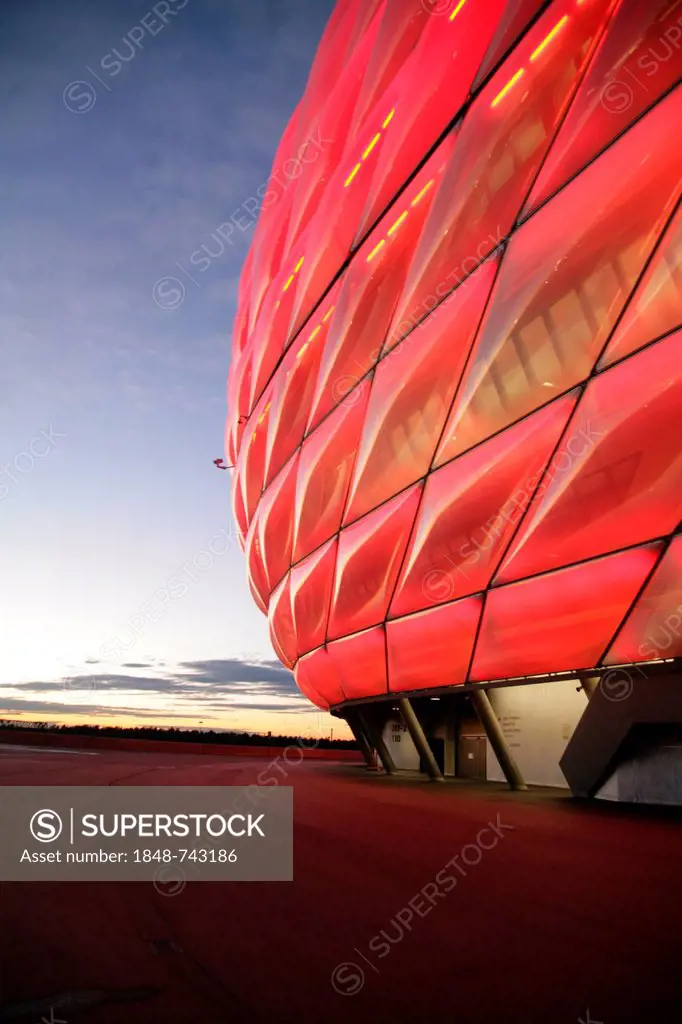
xmin=30 ymin=809 xmax=63 ymax=843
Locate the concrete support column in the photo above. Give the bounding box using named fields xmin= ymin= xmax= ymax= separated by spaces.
xmin=444 ymin=713 xmax=456 ymax=778
xmin=358 ymin=708 xmax=396 ymax=775
xmin=345 ymin=712 xmax=378 ymax=770
xmin=471 ymin=689 xmax=527 ymax=791
xmin=398 ymin=698 xmax=444 ymax=782
xmin=582 ymin=676 xmax=599 ymax=699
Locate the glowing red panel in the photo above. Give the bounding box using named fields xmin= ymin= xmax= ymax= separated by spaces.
xmin=269 ymin=573 xmax=297 ymax=670
xmin=391 ymin=393 xmax=578 ymax=618
xmin=471 ymin=0 xmax=545 ymax=89
xmin=306 ymin=156 xmax=440 ymax=433
xmin=599 ymin=205 xmax=682 ymax=369
xmin=282 ymin=18 xmax=382 ymax=258
xmin=245 ymin=513 xmax=270 ymax=613
xmin=387 ymin=596 xmax=482 ymax=693
xmin=328 ymin=484 xmax=422 ymax=641
xmin=257 ymin=451 xmax=299 ymax=594
xmin=293 ymin=655 xmax=326 ymax=709
xmin=391 ymin=0 xmax=613 ymax=347
xmin=231 ymin=463 xmax=248 ymax=547
xmin=248 ymin=575 xmax=267 ymax=615
xmin=294 ymin=1 xmax=367 ymax=132
xmin=290 ymin=537 xmax=337 ymax=656
xmin=526 ymin=1 xmax=682 ymax=215
xmin=237 ymin=384 xmax=274 ymax=526
xmin=295 ymin=645 xmax=346 ymax=710
xmin=436 ymin=86 xmax=682 ymax=463
xmin=232 ymin=346 xmax=254 ymax=451
xmin=287 ymin=91 xmax=402 ymax=339
xmin=344 ymin=258 xmax=499 ymax=523
xmin=497 ymin=331 xmax=682 ymax=584
xmin=293 ymin=379 xmax=370 ymax=563
xmin=472 ymin=545 xmax=663 ymax=682
xmin=346 ymin=1 xmax=431 ymax=142
xmin=247 ymin=241 xmax=309 ymax=413
xmin=604 ymin=535 xmax=682 ymax=666
xmin=353 ymin=0 xmax=507 ymax=242
xmin=247 ymin=108 xmax=302 ymax=333
xmin=327 ymin=625 xmax=388 ymax=700
xmin=264 ymin=286 xmax=340 ymax=487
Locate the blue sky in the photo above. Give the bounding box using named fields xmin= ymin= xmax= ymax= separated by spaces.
xmin=0 ymin=0 xmax=341 ymax=736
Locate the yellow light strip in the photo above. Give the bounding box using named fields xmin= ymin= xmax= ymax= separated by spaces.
xmin=382 ymin=109 xmax=395 ymax=128
xmin=297 ymin=341 xmax=310 ymax=360
xmin=491 ymin=67 xmax=525 ymax=108
xmin=362 ymin=133 xmax=381 ymax=160
xmin=387 ymin=211 xmax=408 ymax=236
xmin=367 ymin=239 xmax=386 ymax=262
xmin=322 ymin=306 xmax=334 ymax=322
xmin=411 ymin=180 xmax=434 ymax=206
xmin=281 ymin=254 xmax=305 ymax=293
xmin=257 ymin=402 xmax=271 ymax=425
xmin=344 ymin=163 xmax=361 ymax=187
xmin=530 ymin=15 xmax=569 ymax=61
xmin=308 ymin=325 xmax=321 ymax=342
xmin=449 ymin=0 xmax=468 ymax=21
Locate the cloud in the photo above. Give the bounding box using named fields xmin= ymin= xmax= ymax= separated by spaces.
xmin=0 ymin=698 xmax=195 ymax=719
xmin=0 ymin=656 xmax=305 ymax=717
xmin=177 ymin=658 xmax=298 ymax=689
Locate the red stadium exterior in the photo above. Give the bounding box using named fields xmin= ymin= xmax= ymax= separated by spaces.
xmin=227 ymin=0 xmax=682 ymax=796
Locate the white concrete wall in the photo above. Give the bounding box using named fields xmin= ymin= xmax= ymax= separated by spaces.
xmin=382 ymin=717 xmax=420 ymax=771
xmin=486 ymin=680 xmax=587 ymax=789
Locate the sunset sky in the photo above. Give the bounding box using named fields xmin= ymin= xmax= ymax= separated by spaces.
xmin=0 ymin=0 xmax=347 ymax=738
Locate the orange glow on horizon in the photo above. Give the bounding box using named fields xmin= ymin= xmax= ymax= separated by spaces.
xmin=1 ymin=709 xmax=350 ymax=739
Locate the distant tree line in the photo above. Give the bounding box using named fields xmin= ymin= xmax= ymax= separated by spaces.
xmin=0 ymin=719 xmax=355 ymax=749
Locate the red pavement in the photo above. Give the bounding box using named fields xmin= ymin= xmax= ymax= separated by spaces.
xmin=1 ymin=742 xmax=681 ymax=1024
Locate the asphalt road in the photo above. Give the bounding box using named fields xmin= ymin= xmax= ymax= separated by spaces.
xmin=1 ymin=742 xmax=681 ymax=1024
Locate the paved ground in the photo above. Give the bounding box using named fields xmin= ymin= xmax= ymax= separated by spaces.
xmin=1 ymin=742 xmax=681 ymax=1024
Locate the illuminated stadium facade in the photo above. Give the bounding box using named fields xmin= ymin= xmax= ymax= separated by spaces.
xmin=227 ymin=0 xmax=682 ymax=801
